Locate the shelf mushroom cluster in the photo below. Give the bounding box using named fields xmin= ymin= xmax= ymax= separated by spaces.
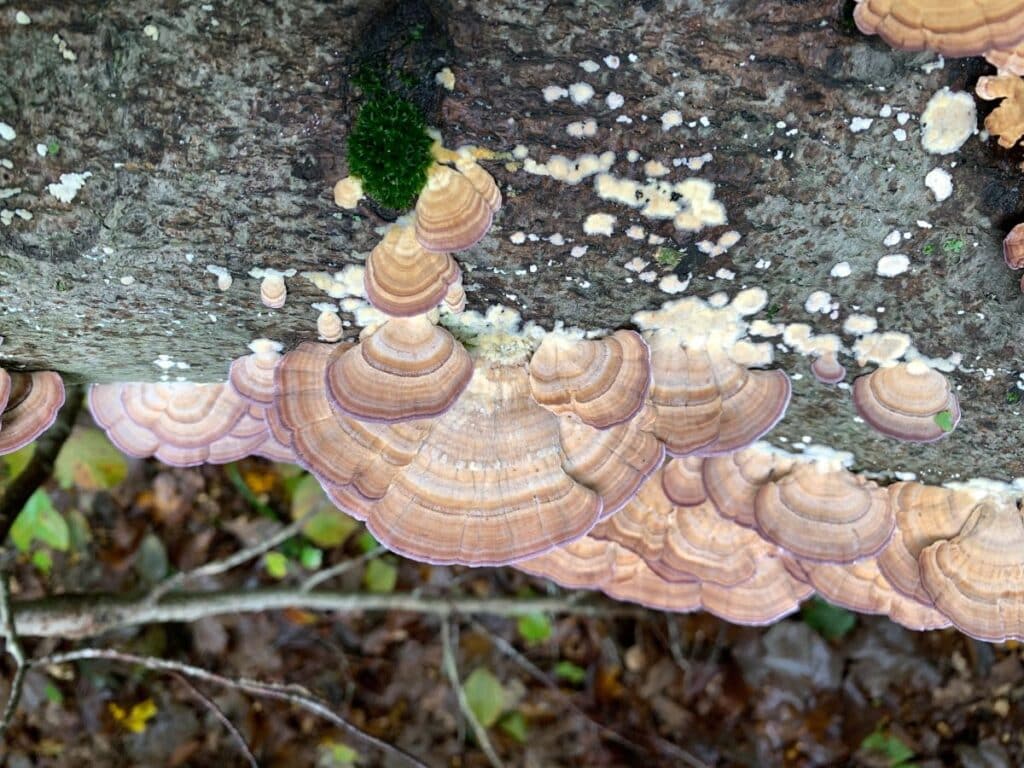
xmin=0 ymin=368 xmax=65 ymax=455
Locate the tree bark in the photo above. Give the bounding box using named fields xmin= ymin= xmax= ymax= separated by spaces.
xmin=0 ymin=0 xmax=1020 ymax=482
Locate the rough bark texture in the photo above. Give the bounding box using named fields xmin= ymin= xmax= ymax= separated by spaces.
xmin=0 ymin=0 xmax=1021 ymax=483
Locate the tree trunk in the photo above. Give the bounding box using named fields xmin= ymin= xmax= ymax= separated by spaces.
xmin=1 ymin=0 xmax=1020 ymax=483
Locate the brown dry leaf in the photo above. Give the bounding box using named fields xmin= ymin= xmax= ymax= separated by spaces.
xmin=976 ymin=74 xmax=1024 ymax=149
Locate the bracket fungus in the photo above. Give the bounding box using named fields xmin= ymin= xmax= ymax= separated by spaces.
xmin=920 ymin=500 xmax=1024 ymax=642
xmin=702 ymin=447 xmax=795 ymax=528
xmin=528 ymin=329 xmax=650 ymax=428
xmin=986 ymin=42 xmax=1024 ymax=74
xmin=414 ymin=163 xmax=496 ymax=252
xmin=228 ymin=339 xmax=283 ymax=406
xmin=853 ymin=0 xmax=1024 ymax=57
xmin=852 ymin=360 xmax=960 ymax=442
xmin=975 ymin=74 xmax=1024 ymax=149
xmin=754 ymin=465 xmax=894 ymax=563
xmin=1004 ymin=223 xmax=1024 ymax=269
xmin=0 ymin=371 xmax=65 ymax=455
xmin=365 ymin=224 xmax=462 ymax=316
xmin=326 ymin=315 xmax=473 ymax=423
xmin=810 ymin=352 xmax=846 ymax=385
xmin=661 ymin=456 xmax=708 ymax=507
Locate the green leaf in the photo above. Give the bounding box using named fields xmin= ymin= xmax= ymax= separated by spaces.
xmin=462 ymin=668 xmax=506 ymax=728
xmin=516 ymin=612 xmax=552 ymax=645
xmin=553 ymin=660 xmax=586 ymax=685
xmin=11 ymin=490 xmax=69 ymax=552
xmin=31 ymin=549 xmax=53 ymax=574
xmin=356 ymin=531 xmax=379 ymax=553
xmin=299 ymin=545 xmax=323 ymax=571
xmin=54 ymin=427 xmax=128 ymax=490
xmin=318 ymin=739 xmax=360 ymax=766
xmin=43 ymin=681 xmax=64 ymax=705
xmin=134 ymin=533 xmax=169 ymax=583
xmin=264 ymin=551 xmax=289 ymax=579
xmin=1 ymin=443 xmax=34 ymax=484
xmin=933 ymin=410 xmax=955 ymax=433
xmin=46 ymin=140 xmax=60 ymax=156
xmin=292 ymin=474 xmax=358 ymax=547
xmin=801 ymin=597 xmax=856 ymax=641
xmin=498 ymin=710 xmax=527 ymax=743
xmin=860 ymin=729 xmax=915 ymax=766
xmin=363 ymin=558 xmax=397 ymax=593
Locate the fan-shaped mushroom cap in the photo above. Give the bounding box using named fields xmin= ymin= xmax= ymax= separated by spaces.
xmin=852 ymin=361 xmax=960 ymax=443
xmin=365 ymin=224 xmax=462 ymax=316
xmin=703 ymin=447 xmax=795 ymax=527
xmin=272 ymin=342 xmax=431 ymax=497
xmin=1004 ymin=223 xmax=1024 ymax=269
xmin=986 ymin=42 xmax=1024 ymax=75
xmin=878 ymin=482 xmax=978 ymax=603
xmin=517 ymin=535 xmax=622 ymax=588
xmin=228 ymin=339 xmax=283 ymax=405
xmin=661 ymin=457 xmax=707 ymax=506
xmin=591 ymin=466 xmax=674 ymax=560
xmin=976 ymin=74 xmax=1024 ymax=149
xmin=558 ymin=406 xmax=664 ymax=519
xmin=853 ymin=0 xmax=1024 ymax=57
xmin=455 ymin=158 xmax=502 ymax=213
xmin=0 ymin=369 xmax=10 ymax=414
xmin=414 ymin=164 xmax=494 ymax=253
xmin=0 ymin=371 xmax=65 ymax=454
xmin=920 ymin=500 xmax=1024 ymax=642
xmin=800 ymin=558 xmax=950 ymax=630
xmin=325 ymin=315 xmax=472 ymax=423
xmin=88 ymin=381 xmax=275 ymax=466
xmin=698 ymin=552 xmax=812 ymax=625
xmin=443 ymin=281 xmax=467 ymax=314
xmin=365 ymin=362 xmax=603 ymax=565
xmin=811 ymin=353 xmax=846 ymax=385
xmin=754 ymin=465 xmax=894 ymax=562
xmin=528 ymin=330 xmax=651 ymax=428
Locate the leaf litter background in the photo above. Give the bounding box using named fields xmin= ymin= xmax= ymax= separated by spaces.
xmin=1 ymin=424 xmax=1023 ymax=767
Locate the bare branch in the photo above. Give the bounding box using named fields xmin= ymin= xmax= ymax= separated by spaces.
xmin=173 ymin=673 xmax=259 ymax=768
xmin=33 ymin=649 xmax=426 ymax=768
xmin=0 ymin=575 xmax=27 ymax=740
xmin=3 ymin=588 xmax=642 ymax=641
xmin=440 ymin=619 xmax=505 ymax=768
xmin=299 ymin=545 xmax=385 ymax=592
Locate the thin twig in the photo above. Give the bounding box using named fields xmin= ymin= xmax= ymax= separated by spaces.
xmin=0 ymin=383 xmax=81 ymax=547
xmin=173 ymin=672 xmax=259 ymax=768
xmin=3 ymin=588 xmax=643 ymax=641
xmin=300 ymin=545 xmax=385 ymax=592
xmin=146 ymin=516 xmax=308 ymax=604
xmin=0 ymin=575 xmax=26 ymax=739
xmin=33 ymin=649 xmax=426 ymax=768
xmin=440 ymin=619 xmax=505 ymax=768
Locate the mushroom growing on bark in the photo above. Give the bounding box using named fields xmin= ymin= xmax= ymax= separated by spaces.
xmin=414 ymin=163 xmax=496 ymax=252
xmin=0 ymin=371 xmax=66 ymax=454
xmin=365 ymin=224 xmax=462 ymax=316
xmin=852 ymin=360 xmax=960 ymax=442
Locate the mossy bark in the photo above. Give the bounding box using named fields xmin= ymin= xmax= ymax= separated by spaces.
xmin=0 ymin=0 xmax=1021 ymax=483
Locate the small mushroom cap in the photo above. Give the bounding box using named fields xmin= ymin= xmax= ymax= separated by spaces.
xmin=529 ymin=329 xmax=651 ymax=428
xmin=455 ymin=158 xmax=502 ymax=213
xmin=228 ymin=339 xmax=283 ymax=405
xmin=703 ymin=448 xmax=794 ymax=527
xmin=591 ymin=465 xmax=674 ymax=561
xmin=414 ymin=164 xmax=494 ymax=253
xmin=800 ymin=558 xmax=950 ymax=631
xmin=920 ymin=500 xmax=1024 ymax=642
xmin=648 ymin=343 xmax=790 ymax=456
xmin=810 ymin=353 xmax=846 ymax=385
xmin=260 ymin=275 xmax=287 ymax=309
xmin=1004 ymin=223 xmax=1024 ymax=269
xmin=852 ymin=361 xmax=960 ymax=443
xmin=365 ymin=363 xmax=603 ymax=565
xmin=443 ymin=281 xmax=467 ymax=314
xmin=976 ymin=74 xmax=1024 ymax=149
xmin=558 ymin=405 xmax=664 ymax=519
xmin=754 ymin=465 xmax=894 ymax=563
xmin=985 ymin=42 xmax=1024 ymax=75
xmin=853 ymin=0 xmax=1024 ymax=57
xmin=365 ymin=224 xmax=462 ymax=316
xmin=272 ymin=342 xmax=431 ymax=497
xmin=325 ymin=315 xmax=473 ymax=423
xmin=0 ymin=371 xmax=65 ymax=454
xmin=661 ymin=456 xmax=707 ymax=507
xmin=877 ymin=482 xmax=978 ymax=603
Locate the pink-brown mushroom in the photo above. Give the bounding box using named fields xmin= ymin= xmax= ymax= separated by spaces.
xmin=661 ymin=456 xmax=707 ymax=507
xmin=455 ymin=157 xmax=502 ymax=213
xmin=228 ymin=339 xmax=283 ymax=405
xmin=920 ymin=499 xmax=1024 ymax=642
xmin=364 ymin=224 xmax=462 ymax=316
xmin=325 ymin=316 xmax=472 ymax=423
xmin=1004 ymin=223 xmax=1024 ymax=269
xmin=528 ymin=330 xmax=651 ymax=428
xmin=986 ymin=42 xmax=1024 ymax=75
xmin=811 ymin=353 xmax=846 ymax=385
xmin=852 ymin=361 xmax=960 ymax=443
xmin=0 ymin=371 xmax=66 ymax=454
xmin=702 ymin=448 xmax=794 ymax=527
xmin=853 ymin=0 xmax=1024 ymax=58
xmin=976 ymin=74 xmax=1024 ymax=149
xmin=754 ymin=464 xmax=894 ymax=563
xmin=414 ymin=164 xmax=494 ymax=252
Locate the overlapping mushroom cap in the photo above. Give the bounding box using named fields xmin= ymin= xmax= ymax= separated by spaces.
xmin=986 ymin=42 xmax=1024 ymax=75
xmin=528 ymin=329 xmax=650 ymax=428
xmin=920 ymin=500 xmax=1024 ymax=642
xmin=661 ymin=456 xmax=707 ymax=507
xmin=365 ymin=224 xmax=462 ymax=316
xmin=852 ymin=361 xmax=960 ymax=442
xmin=754 ymin=464 xmax=894 ymax=562
xmin=414 ymin=163 xmax=496 ymax=252
xmin=853 ymin=0 xmax=1024 ymax=57
xmin=976 ymin=74 xmax=1024 ymax=150
xmin=1005 ymin=223 xmax=1024 ymax=269
xmin=325 ymin=315 xmax=473 ymax=423
xmin=228 ymin=339 xmax=283 ymax=405
xmin=0 ymin=371 xmax=66 ymax=455
xmin=632 ymin=291 xmax=790 ymax=457
xmin=702 ymin=447 xmax=795 ymax=527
